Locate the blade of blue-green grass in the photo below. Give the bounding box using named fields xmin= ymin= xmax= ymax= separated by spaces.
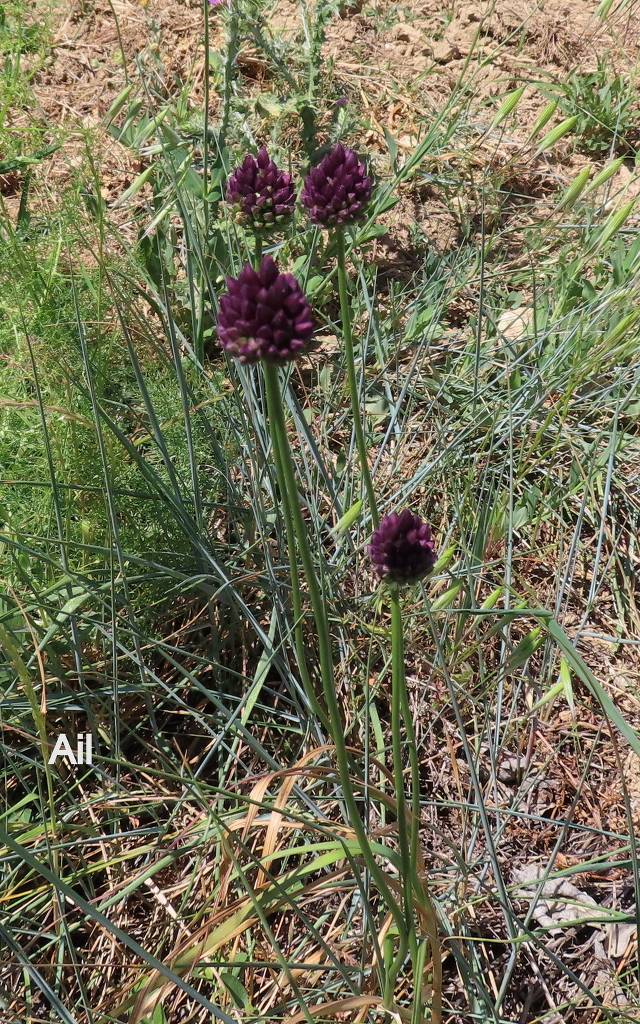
xmin=70 ymin=266 xmax=154 ymax=772
xmin=541 ymin=617 xmax=640 ymax=756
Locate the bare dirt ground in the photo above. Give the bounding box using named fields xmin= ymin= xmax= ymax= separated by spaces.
xmin=26 ymin=0 xmax=640 ymax=219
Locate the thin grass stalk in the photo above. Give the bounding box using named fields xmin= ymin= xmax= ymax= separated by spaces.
xmin=261 ymin=362 xmax=408 ymax=961
xmin=335 ymin=228 xmax=379 ymax=527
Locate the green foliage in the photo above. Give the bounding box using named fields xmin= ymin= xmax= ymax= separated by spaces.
xmin=551 ymin=58 xmax=637 ymax=154
xmin=0 ymin=0 xmax=52 ymax=169
xmin=0 ymin=225 xmax=227 ymax=613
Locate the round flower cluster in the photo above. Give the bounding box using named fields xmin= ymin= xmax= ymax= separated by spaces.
xmin=217 ymin=256 xmax=315 ymax=365
xmin=369 ymin=511 xmax=437 ymax=585
xmin=225 ymin=147 xmax=295 ymax=230
xmin=301 ymin=143 xmax=373 ymax=226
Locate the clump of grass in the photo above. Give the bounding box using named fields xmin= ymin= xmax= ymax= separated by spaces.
xmin=0 ymin=0 xmax=53 ymax=175
xmin=550 ymin=58 xmax=638 ymax=155
xmin=0 ymin=220 xmax=232 ymax=623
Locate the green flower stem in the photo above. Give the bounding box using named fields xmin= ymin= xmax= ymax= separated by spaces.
xmin=262 ymin=362 xmax=407 ymax=954
xmin=266 ymin=397 xmax=329 ymax=733
xmin=335 ymin=229 xmax=379 ymax=529
xmin=220 ymin=2 xmax=240 ymax=150
xmin=390 ymin=587 xmax=414 ymax=932
xmin=391 ymin=587 xmax=443 ymax=1024
xmin=254 ymin=233 xmax=263 ymax=267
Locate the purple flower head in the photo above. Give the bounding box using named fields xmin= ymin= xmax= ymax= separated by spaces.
xmin=369 ymin=511 xmax=437 ymax=585
xmin=301 ymin=143 xmax=373 ymax=227
xmin=225 ymin=147 xmax=295 ymax=231
xmin=217 ymin=256 xmax=315 ymax=365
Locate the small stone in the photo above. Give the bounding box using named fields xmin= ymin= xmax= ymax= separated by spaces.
xmin=497 ymin=306 xmax=532 ymax=342
xmin=431 ymin=39 xmax=461 ymax=63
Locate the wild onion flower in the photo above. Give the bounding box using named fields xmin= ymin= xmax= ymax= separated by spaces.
xmin=217 ymin=256 xmax=314 ymax=364
xmin=369 ymin=511 xmax=436 ymax=584
xmin=301 ymin=143 xmax=373 ymax=226
xmin=225 ymin=147 xmax=295 ymax=230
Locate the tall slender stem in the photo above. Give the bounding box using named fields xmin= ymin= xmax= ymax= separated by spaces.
xmin=266 ymin=397 xmax=329 ymax=733
xmin=262 ymin=362 xmax=406 ymax=939
xmin=198 ymin=0 xmax=211 ymax=371
xmin=390 ymin=587 xmax=445 ymax=1022
xmin=390 ymin=588 xmax=413 ymax=927
xmin=335 ymin=229 xmax=379 ymax=528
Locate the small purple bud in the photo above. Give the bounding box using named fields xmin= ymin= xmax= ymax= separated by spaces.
xmin=301 ymin=143 xmax=373 ymax=228
xmin=225 ymin=148 xmax=295 ymax=231
xmin=369 ymin=511 xmax=437 ymax=585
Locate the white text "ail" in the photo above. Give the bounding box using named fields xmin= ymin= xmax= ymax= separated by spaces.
xmin=48 ymin=733 xmax=94 ymax=766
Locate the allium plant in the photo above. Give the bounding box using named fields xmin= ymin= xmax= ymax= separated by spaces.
xmin=217 ymin=256 xmax=314 ymax=364
xmin=302 ymin=144 xmax=377 ymax=525
xmin=217 ymin=142 xmax=442 ymax=1018
xmin=218 ymin=254 xmax=413 ymax=997
xmin=226 ymin=147 xmax=295 ymax=232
